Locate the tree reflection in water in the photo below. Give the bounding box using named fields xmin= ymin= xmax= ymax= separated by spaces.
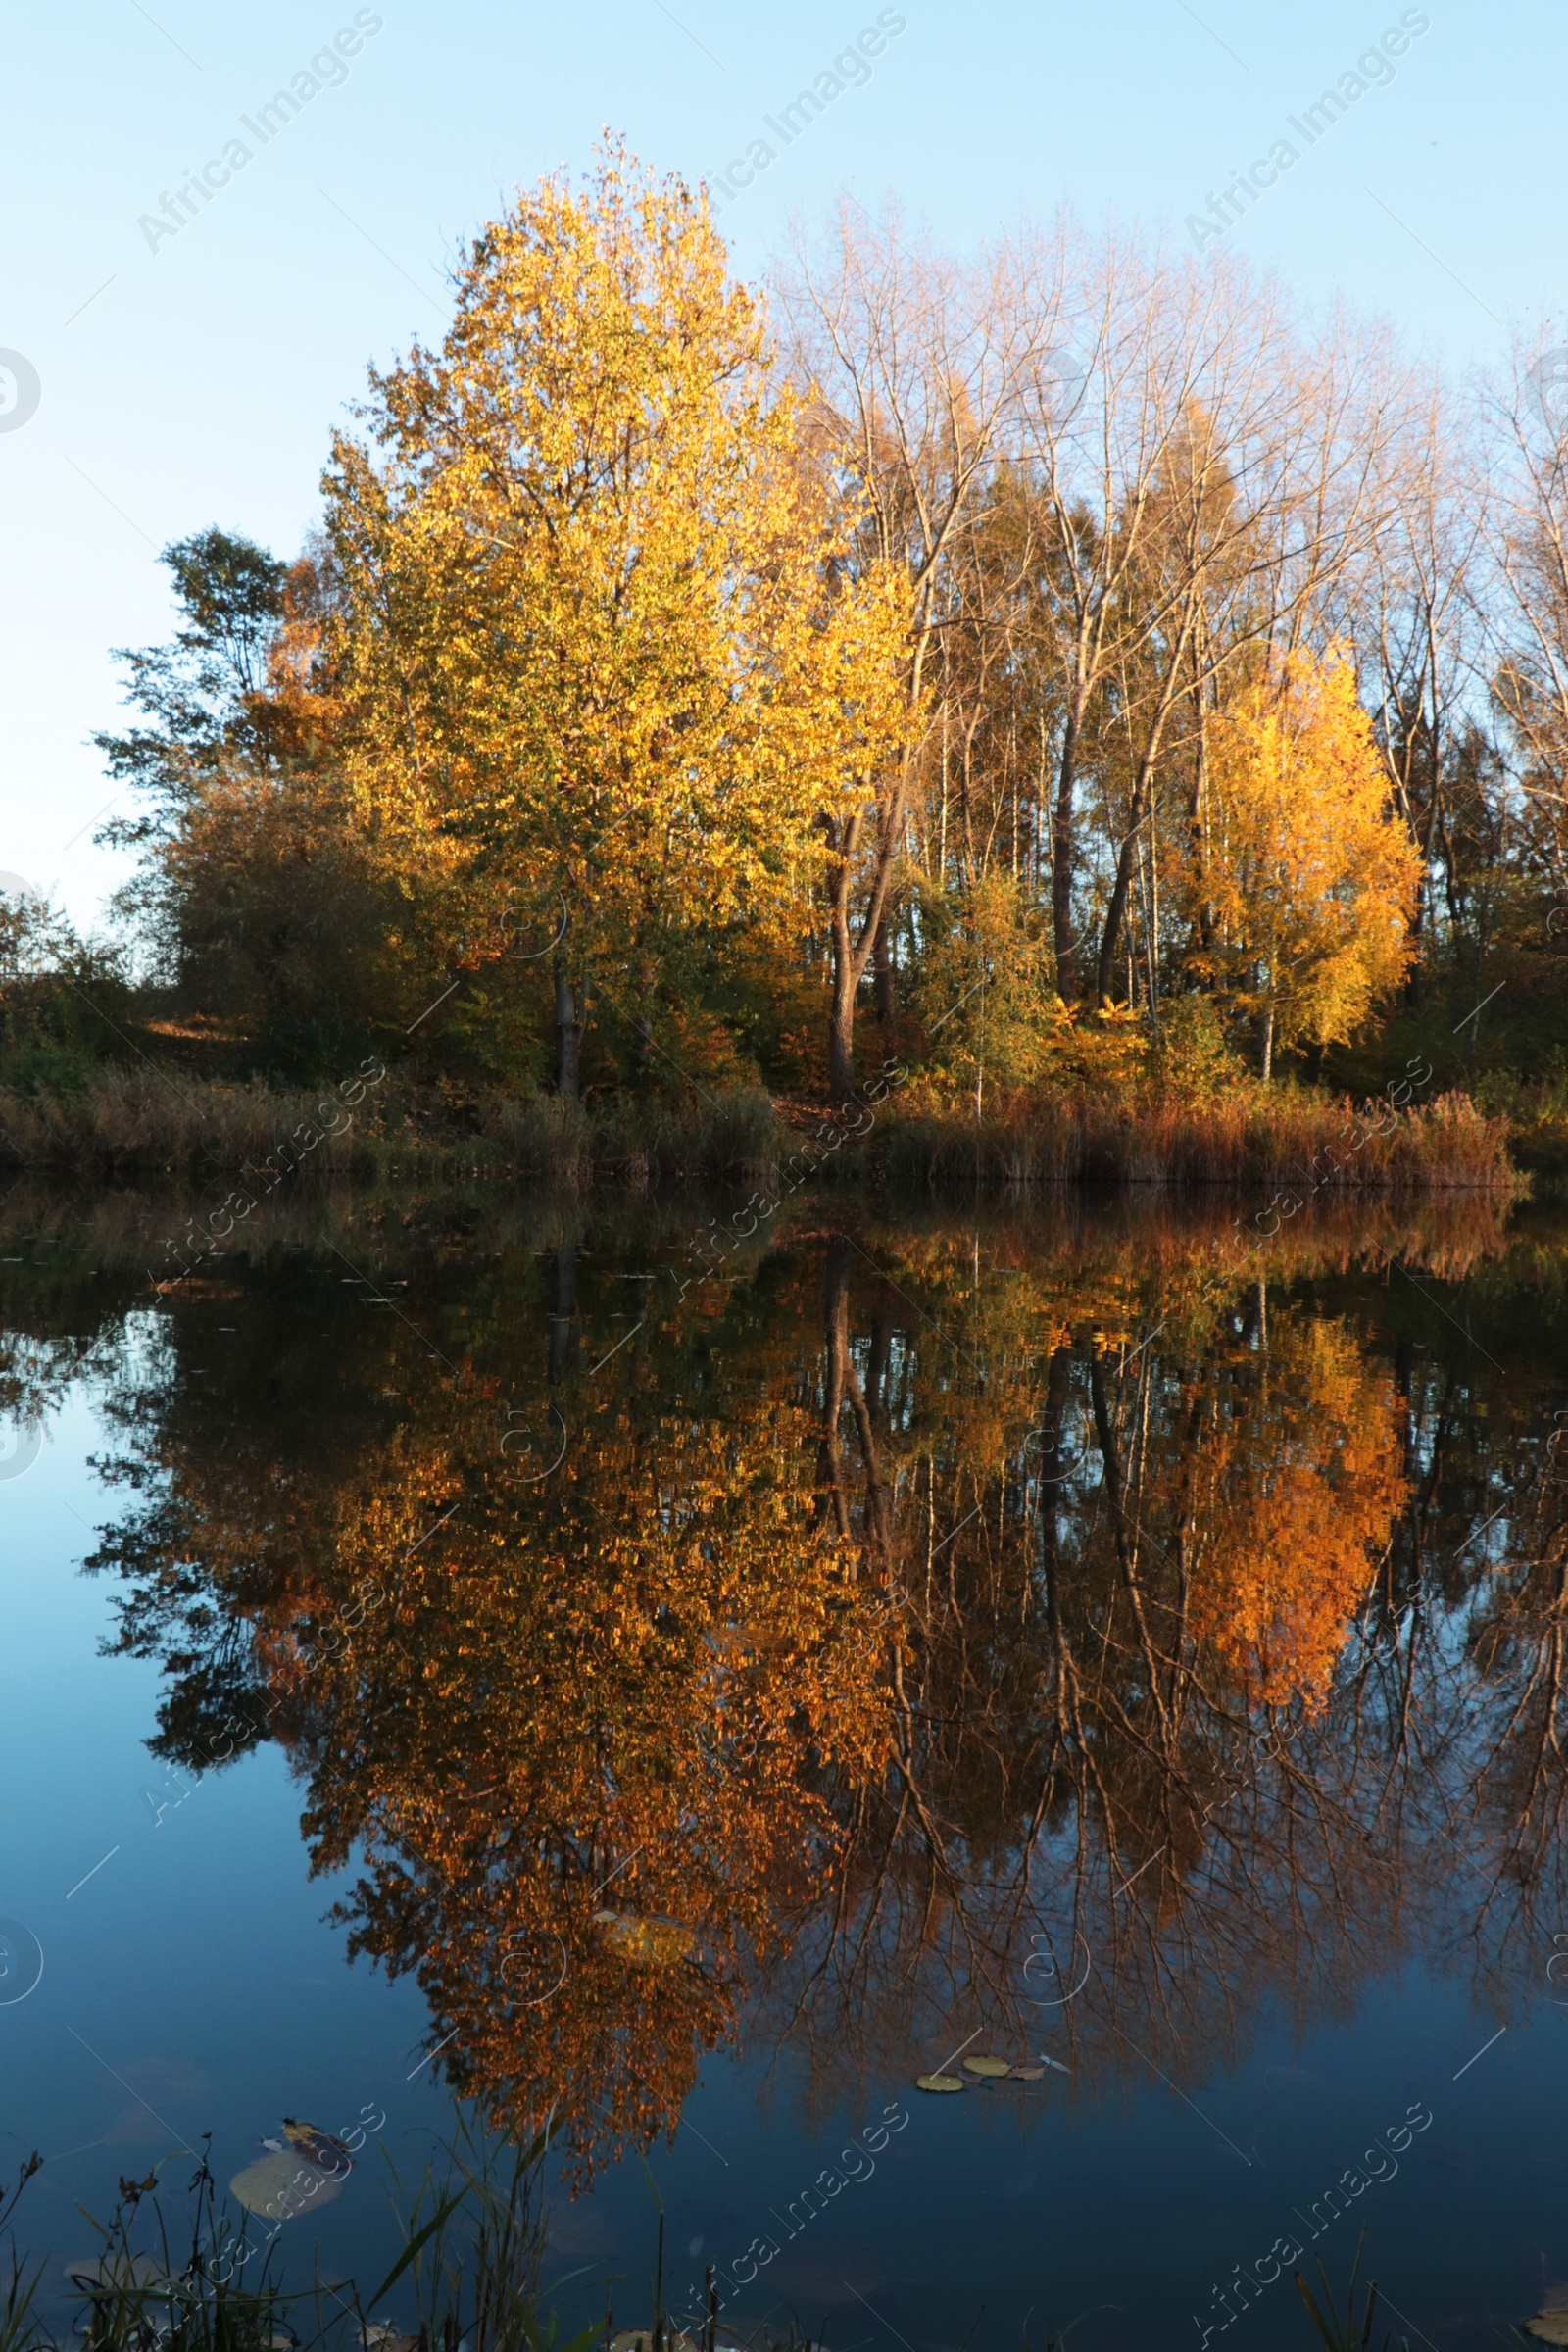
xmin=41 ymin=1190 xmax=1566 ymax=2182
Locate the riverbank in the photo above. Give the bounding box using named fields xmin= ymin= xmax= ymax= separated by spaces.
xmin=0 ymin=1068 xmax=1528 ymax=1194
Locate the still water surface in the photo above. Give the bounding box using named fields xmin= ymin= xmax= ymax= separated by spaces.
xmin=2 ymin=1184 xmax=1566 ymax=2350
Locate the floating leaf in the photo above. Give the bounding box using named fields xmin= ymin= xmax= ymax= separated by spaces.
xmin=1011 ymin=2065 xmax=1046 ymax=2081
xmin=963 ymin=2054 xmax=1011 ymax=2078
xmin=1524 ymin=2319 xmax=1568 ymax=2346
xmin=282 ymin=2117 xmax=353 ymax=2172
xmin=593 ymin=1911 xmax=696 ymax=1968
xmin=914 ymin=2073 xmax=965 ymax=2093
xmin=229 ymin=2147 xmax=345 ymax=2219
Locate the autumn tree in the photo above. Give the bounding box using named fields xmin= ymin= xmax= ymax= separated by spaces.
xmin=777 ymin=203 xmax=1061 ymax=1095
xmin=324 ymin=144 xmax=912 ymax=1097
xmin=1179 ymin=648 xmax=1419 ymax=1077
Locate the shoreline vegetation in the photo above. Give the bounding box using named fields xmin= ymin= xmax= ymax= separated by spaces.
xmin=0 ymin=1069 xmax=1525 ymax=1195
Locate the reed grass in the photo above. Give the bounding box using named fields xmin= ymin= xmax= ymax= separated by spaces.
xmin=6 ymin=2115 xmax=577 ymax=2352
xmin=0 ymin=1077 xmax=785 ymax=1191
xmin=0 ymin=1069 xmax=1521 ymax=1195
xmin=879 ymin=1083 xmax=1521 ymax=1196
xmin=0 ymin=2115 xmax=825 ymax=2352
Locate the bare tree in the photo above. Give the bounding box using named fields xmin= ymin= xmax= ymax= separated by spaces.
xmin=1479 ymin=336 xmax=1568 ymax=900
xmin=776 ymin=203 xmax=1066 ymax=1095
xmin=1358 ymin=364 xmax=1485 ymax=994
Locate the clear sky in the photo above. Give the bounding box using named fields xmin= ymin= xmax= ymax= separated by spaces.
xmin=4 ymin=0 xmax=1560 ymax=930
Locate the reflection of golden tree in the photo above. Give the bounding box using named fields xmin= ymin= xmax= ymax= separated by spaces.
xmin=82 ymin=1190 xmax=1560 ymax=2169
xmin=1184 ymin=1314 xmax=1407 ymax=1710
xmin=89 ymin=1243 xmax=901 ymax=2179
xmin=294 ymin=1378 xmax=899 ymax=2177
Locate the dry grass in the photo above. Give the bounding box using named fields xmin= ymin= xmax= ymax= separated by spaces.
xmin=880 ymin=1083 xmax=1522 ymax=1195
xmin=0 ymin=1072 xmax=786 ymax=1189
xmin=0 ymin=1072 xmax=429 ymax=1179
xmin=0 ymin=1069 xmax=1521 ymax=1195
xmin=487 ymin=1087 xmax=781 ymax=1187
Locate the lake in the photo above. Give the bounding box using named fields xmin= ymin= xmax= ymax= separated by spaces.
xmin=1 ymin=1178 xmax=1564 ymax=2352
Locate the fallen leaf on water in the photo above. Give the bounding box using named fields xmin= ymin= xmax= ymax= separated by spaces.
xmin=282 ymin=2117 xmax=353 ymax=2171
xmin=963 ymin=2054 xmax=1011 ymax=2078
xmin=1524 ymin=2319 xmax=1568 ymax=2346
xmin=1011 ymin=2066 xmax=1046 ymax=2081
xmin=593 ymin=1911 xmax=697 ymax=1968
xmin=914 ymin=2073 xmax=965 ymax=2093
xmin=229 ymin=2147 xmax=345 ymax=2218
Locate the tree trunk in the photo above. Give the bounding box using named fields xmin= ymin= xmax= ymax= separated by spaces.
xmin=1097 ymin=790 xmax=1149 ymax=1006
xmin=820 ymin=775 xmax=910 ymax=1102
xmin=872 ymin=899 xmax=899 ymax=1063
xmin=1097 ymin=611 xmax=1197 ymax=1004
xmin=1051 ymin=709 xmax=1081 ymax=1001
xmin=827 ymin=847 xmax=858 ymax=1101
xmin=553 ymin=953 xmax=581 ymax=1098
xmin=1259 ymin=1007 xmax=1274 ymax=1084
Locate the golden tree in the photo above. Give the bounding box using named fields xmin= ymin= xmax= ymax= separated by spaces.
xmin=323 ymin=144 xmax=913 ymax=1094
xmin=1181 ymin=648 xmax=1420 ymax=1078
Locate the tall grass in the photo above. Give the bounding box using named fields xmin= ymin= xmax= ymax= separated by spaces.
xmin=880 ymin=1084 xmax=1521 ymax=1195
xmin=0 ymin=1076 xmax=785 ymax=1191
xmin=486 ymin=1091 xmax=781 ymax=1190
xmin=0 ymin=2159 xmax=44 ymax=2352
xmin=0 ymin=1068 xmax=1521 ymax=1193
xmin=4 ymin=2117 xmax=595 ymax=2352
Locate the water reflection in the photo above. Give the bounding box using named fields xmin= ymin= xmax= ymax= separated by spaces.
xmin=6 ymin=1187 xmax=1563 ymax=2194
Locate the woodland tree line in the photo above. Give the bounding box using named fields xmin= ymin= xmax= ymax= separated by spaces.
xmin=13 ymin=143 xmax=1568 ymax=1111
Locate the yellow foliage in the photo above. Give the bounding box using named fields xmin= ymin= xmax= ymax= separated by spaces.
xmin=1182 ymin=648 xmax=1419 ymax=1056
xmin=323 ymin=142 xmax=915 ymax=999
xmin=914 ymin=875 xmax=1149 ymax=1094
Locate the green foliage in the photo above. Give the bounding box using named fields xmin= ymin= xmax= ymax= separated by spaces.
xmin=911 ymin=872 xmax=1058 ymax=1088
xmin=1152 ymin=992 xmax=1252 ymax=1102
xmin=0 ymin=887 xmax=135 ymax=1094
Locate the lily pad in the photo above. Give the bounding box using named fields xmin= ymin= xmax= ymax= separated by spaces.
xmin=963 ymin=2054 xmax=1011 ymax=2078
xmin=593 ymin=1911 xmax=696 ymax=1968
xmin=1524 ymin=2320 xmax=1568 ymax=2346
xmin=914 ymin=2072 xmax=965 ymax=2093
xmin=1011 ymin=2065 xmax=1046 ymax=2082
xmin=229 ymin=2147 xmax=345 ymax=2219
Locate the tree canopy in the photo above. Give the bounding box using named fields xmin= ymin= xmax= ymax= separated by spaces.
xmin=56 ymin=151 xmax=1568 ymax=1107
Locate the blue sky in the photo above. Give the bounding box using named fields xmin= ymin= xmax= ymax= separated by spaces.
xmin=4 ymin=0 xmax=1560 ymax=929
